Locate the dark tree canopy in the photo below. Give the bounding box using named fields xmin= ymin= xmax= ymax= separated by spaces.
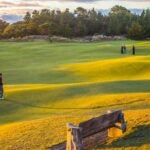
xmin=0 ymin=6 xmax=150 ymax=39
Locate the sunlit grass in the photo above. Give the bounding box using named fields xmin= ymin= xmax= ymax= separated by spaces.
xmin=62 ymin=56 xmax=150 ymax=82
xmin=4 ymin=84 xmax=67 ymax=93
xmin=127 ymin=41 xmax=150 ymax=47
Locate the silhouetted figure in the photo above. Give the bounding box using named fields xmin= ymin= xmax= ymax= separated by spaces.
xmin=0 ymin=73 xmax=4 ymax=100
xmin=132 ymin=45 xmax=135 ymax=55
xmin=121 ymin=46 xmax=124 ymax=54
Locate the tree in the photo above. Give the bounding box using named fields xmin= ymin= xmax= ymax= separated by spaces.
xmin=24 ymin=12 xmax=31 ymax=23
xmin=128 ymin=22 xmax=143 ymax=39
xmin=3 ymin=22 xmax=28 ymax=38
xmin=87 ymin=8 xmax=101 ymax=35
xmin=58 ymin=9 xmax=74 ymax=37
xmin=74 ymin=7 xmax=88 ymax=36
xmin=0 ymin=20 xmax=9 ymax=38
xmin=39 ymin=23 xmax=49 ymax=35
xmin=2 ymin=24 xmax=15 ymax=38
xmin=108 ymin=5 xmax=132 ymax=35
xmin=75 ymin=7 xmax=87 ymax=16
xmin=140 ymin=9 xmax=150 ymax=38
xmin=25 ymin=22 xmax=38 ymax=35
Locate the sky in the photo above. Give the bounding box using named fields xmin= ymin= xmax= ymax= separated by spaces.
xmin=0 ymin=0 xmax=150 ymax=16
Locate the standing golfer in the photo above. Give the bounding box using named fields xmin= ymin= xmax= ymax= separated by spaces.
xmin=0 ymin=73 xmax=4 ymax=100
xmin=121 ymin=45 xmax=124 ymax=54
xmin=132 ymin=45 xmax=135 ymax=55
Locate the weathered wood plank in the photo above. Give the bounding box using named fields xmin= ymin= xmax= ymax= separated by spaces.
xmin=83 ymin=130 xmax=108 ymax=149
xmin=79 ymin=110 xmax=122 ymax=138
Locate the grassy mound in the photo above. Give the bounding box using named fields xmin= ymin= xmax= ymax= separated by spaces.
xmin=62 ymin=56 xmax=150 ymax=82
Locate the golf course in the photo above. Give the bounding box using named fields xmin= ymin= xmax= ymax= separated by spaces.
xmin=0 ymin=40 xmax=150 ymax=150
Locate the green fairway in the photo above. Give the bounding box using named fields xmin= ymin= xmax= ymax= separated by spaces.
xmin=0 ymin=40 xmax=150 ymax=150
xmin=0 ymin=40 xmax=149 ymax=84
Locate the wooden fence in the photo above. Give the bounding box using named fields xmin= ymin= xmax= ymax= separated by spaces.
xmin=49 ymin=110 xmax=127 ymax=150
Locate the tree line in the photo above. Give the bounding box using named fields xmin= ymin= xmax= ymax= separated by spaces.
xmin=0 ymin=5 xmax=150 ymax=40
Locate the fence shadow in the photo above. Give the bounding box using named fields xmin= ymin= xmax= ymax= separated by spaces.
xmin=100 ymin=124 xmax=150 ymax=149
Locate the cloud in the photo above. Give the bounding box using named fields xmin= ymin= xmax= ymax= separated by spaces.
xmin=1 ymin=0 xmax=150 ymax=8
xmin=0 ymin=0 xmax=149 ymax=17
xmin=0 ymin=1 xmax=42 ymax=7
xmin=17 ymin=2 xmax=42 ymax=7
xmin=23 ymin=0 xmax=150 ymax=2
xmin=0 ymin=1 xmax=15 ymax=7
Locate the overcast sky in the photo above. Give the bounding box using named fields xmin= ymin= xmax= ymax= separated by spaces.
xmin=0 ymin=0 xmax=150 ymax=16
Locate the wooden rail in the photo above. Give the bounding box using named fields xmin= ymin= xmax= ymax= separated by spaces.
xmin=49 ymin=110 xmax=127 ymax=150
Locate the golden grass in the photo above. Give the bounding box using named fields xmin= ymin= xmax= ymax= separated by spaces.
xmin=0 ymin=115 xmax=92 ymax=150
xmin=61 ymin=56 xmax=150 ymax=82
xmin=127 ymin=41 xmax=150 ymax=47
xmin=4 ymin=84 xmax=64 ymax=93
xmin=0 ymin=109 xmax=149 ymax=150
xmin=51 ymin=92 xmax=150 ymax=109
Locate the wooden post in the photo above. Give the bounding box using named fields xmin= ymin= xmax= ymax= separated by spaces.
xmin=66 ymin=123 xmax=83 ymax=150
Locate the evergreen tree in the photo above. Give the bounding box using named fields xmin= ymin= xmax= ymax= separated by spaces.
xmin=24 ymin=12 xmax=31 ymax=24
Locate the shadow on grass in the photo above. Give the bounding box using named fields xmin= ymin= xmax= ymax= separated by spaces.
xmin=5 ymin=98 xmax=96 ymax=110
xmin=5 ymin=98 xmax=147 ymax=110
xmin=1 ymin=80 xmax=149 ymax=121
xmin=100 ymin=125 xmax=150 ymax=149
